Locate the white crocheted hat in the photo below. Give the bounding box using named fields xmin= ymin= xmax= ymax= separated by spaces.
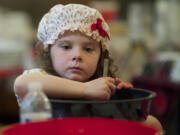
xmin=37 ymin=4 xmax=110 ymax=51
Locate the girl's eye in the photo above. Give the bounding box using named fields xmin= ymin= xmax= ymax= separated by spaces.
xmin=84 ymin=47 xmax=93 ymax=52
xmin=61 ymin=45 xmax=71 ymax=50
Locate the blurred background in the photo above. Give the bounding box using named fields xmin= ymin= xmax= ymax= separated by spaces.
xmin=0 ymin=0 xmax=180 ymax=134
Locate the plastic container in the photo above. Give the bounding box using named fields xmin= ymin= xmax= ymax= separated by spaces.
xmin=20 ymin=82 xmax=52 ymax=123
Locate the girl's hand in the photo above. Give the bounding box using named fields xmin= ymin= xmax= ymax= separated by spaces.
xmin=115 ymin=78 xmax=133 ymax=90
xmin=155 ymin=131 xmax=164 ymax=135
xmin=84 ymin=77 xmax=116 ymax=100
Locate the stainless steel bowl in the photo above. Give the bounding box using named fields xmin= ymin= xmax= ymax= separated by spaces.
xmin=50 ymin=88 xmax=156 ymax=121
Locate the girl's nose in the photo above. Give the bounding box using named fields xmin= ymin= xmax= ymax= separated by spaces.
xmin=72 ymin=49 xmax=82 ymax=61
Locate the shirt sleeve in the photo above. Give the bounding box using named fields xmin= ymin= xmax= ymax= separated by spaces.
xmin=15 ymin=68 xmax=48 ymax=107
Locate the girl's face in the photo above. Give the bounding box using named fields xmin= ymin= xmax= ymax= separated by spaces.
xmin=50 ymin=31 xmax=101 ymax=82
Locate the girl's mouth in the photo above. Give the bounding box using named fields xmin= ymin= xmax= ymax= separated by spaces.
xmin=69 ymin=67 xmax=82 ymax=72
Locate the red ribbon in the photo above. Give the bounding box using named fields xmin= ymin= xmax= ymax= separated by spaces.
xmin=91 ymin=18 xmax=110 ymax=40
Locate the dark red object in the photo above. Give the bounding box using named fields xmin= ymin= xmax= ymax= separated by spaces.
xmin=0 ymin=68 xmax=23 ymax=78
xmin=2 ymin=118 xmax=158 ymax=135
xmin=91 ymin=18 xmax=110 ymax=39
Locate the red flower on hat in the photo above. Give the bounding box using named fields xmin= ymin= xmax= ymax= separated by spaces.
xmin=91 ymin=18 xmax=110 ymax=40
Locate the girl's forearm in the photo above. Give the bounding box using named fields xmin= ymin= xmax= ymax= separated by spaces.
xmin=142 ymin=115 xmax=163 ymax=132
xmin=14 ymin=74 xmax=85 ymax=99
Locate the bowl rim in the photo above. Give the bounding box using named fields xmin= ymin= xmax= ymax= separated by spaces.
xmin=50 ymin=88 xmax=156 ymax=104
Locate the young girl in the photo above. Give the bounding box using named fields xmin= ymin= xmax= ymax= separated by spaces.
xmin=14 ymin=4 xmax=163 ymax=133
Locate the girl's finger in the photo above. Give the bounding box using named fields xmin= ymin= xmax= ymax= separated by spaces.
xmin=115 ymin=78 xmax=122 ymax=83
xmin=115 ymin=78 xmax=122 ymax=85
xmin=107 ymin=82 xmax=116 ymax=95
xmin=105 ymin=77 xmax=115 ymax=84
xmin=128 ymin=83 xmax=133 ymax=88
xmin=117 ymin=82 xmax=131 ymax=89
xmin=116 ymin=82 xmax=125 ymax=89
